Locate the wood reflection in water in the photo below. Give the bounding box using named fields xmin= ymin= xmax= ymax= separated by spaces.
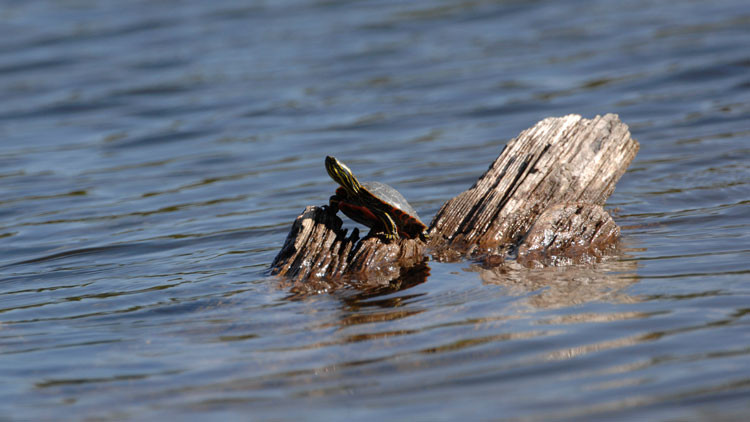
xmin=475 ymin=257 xmax=639 ymax=309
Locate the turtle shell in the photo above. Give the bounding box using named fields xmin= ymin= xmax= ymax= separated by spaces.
xmin=360 ymin=181 xmax=427 ymax=239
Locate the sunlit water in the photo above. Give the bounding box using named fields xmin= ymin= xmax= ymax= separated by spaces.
xmin=1 ymin=0 xmax=749 ymax=420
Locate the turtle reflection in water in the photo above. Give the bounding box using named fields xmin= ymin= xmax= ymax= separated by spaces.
xmin=325 ymin=156 xmax=429 ymax=242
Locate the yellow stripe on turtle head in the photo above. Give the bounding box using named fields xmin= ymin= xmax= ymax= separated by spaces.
xmin=325 ymin=156 xmax=362 ymax=196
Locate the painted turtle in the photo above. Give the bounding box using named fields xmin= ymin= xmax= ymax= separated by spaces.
xmin=325 ymin=156 xmax=429 ymax=242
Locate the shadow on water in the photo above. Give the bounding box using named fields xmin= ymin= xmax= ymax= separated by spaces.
xmin=114 ymin=253 xmax=647 ymax=418
xmin=473 ymin=256 xmax=640 ymax=309
xmin=277 ymin=245 xmax=640 ymax=310
xmin=280 ymin=261 xmax=431 ymax=299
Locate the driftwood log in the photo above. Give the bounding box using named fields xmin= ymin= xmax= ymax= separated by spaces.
xmin=272 ymin=114 xmax=639 ymax=286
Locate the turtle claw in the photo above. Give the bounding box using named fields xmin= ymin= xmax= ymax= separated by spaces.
xmin=365 ymin=229 xmax=398 ymax=243
xmin=322 ymin=204 xmax=336 ymax=215
xmin=326 ymin=195 xmax=341 ymax=214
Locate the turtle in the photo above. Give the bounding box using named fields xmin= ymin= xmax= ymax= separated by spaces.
xmin=325 ymin=155 xmax=429 ymax=242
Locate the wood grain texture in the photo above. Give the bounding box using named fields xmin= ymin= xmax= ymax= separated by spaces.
xmin=428 ymin=113 xmax=638 ymax=256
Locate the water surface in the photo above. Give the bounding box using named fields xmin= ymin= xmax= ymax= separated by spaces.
xmin=1 ymin=0 xmax=749 ymax=420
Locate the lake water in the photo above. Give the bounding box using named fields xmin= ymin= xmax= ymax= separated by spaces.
xmin=1 ymin=0 xmax=749 ymax=420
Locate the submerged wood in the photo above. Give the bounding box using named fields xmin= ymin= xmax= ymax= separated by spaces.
xmin=271 ymin=113 xmax=639 ymax=284
xmin=515 ymin=202 xmax=621 ymax=267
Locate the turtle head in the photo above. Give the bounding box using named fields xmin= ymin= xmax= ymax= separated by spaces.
xmin=325 ymin=156 xmax=362 ymax=196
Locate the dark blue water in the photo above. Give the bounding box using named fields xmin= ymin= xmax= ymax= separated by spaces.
xmin=1 ymin=0 xmax=749 ymax=420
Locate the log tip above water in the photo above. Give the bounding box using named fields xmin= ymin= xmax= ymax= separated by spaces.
xmin=428 ymin=113 xmax=638 ymax=256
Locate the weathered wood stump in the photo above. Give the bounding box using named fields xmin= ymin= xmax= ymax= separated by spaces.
xmin=271 ymin=205 xmax=427 ymax=284
xmin=272 ymin=114 xmax=639 ymax=285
